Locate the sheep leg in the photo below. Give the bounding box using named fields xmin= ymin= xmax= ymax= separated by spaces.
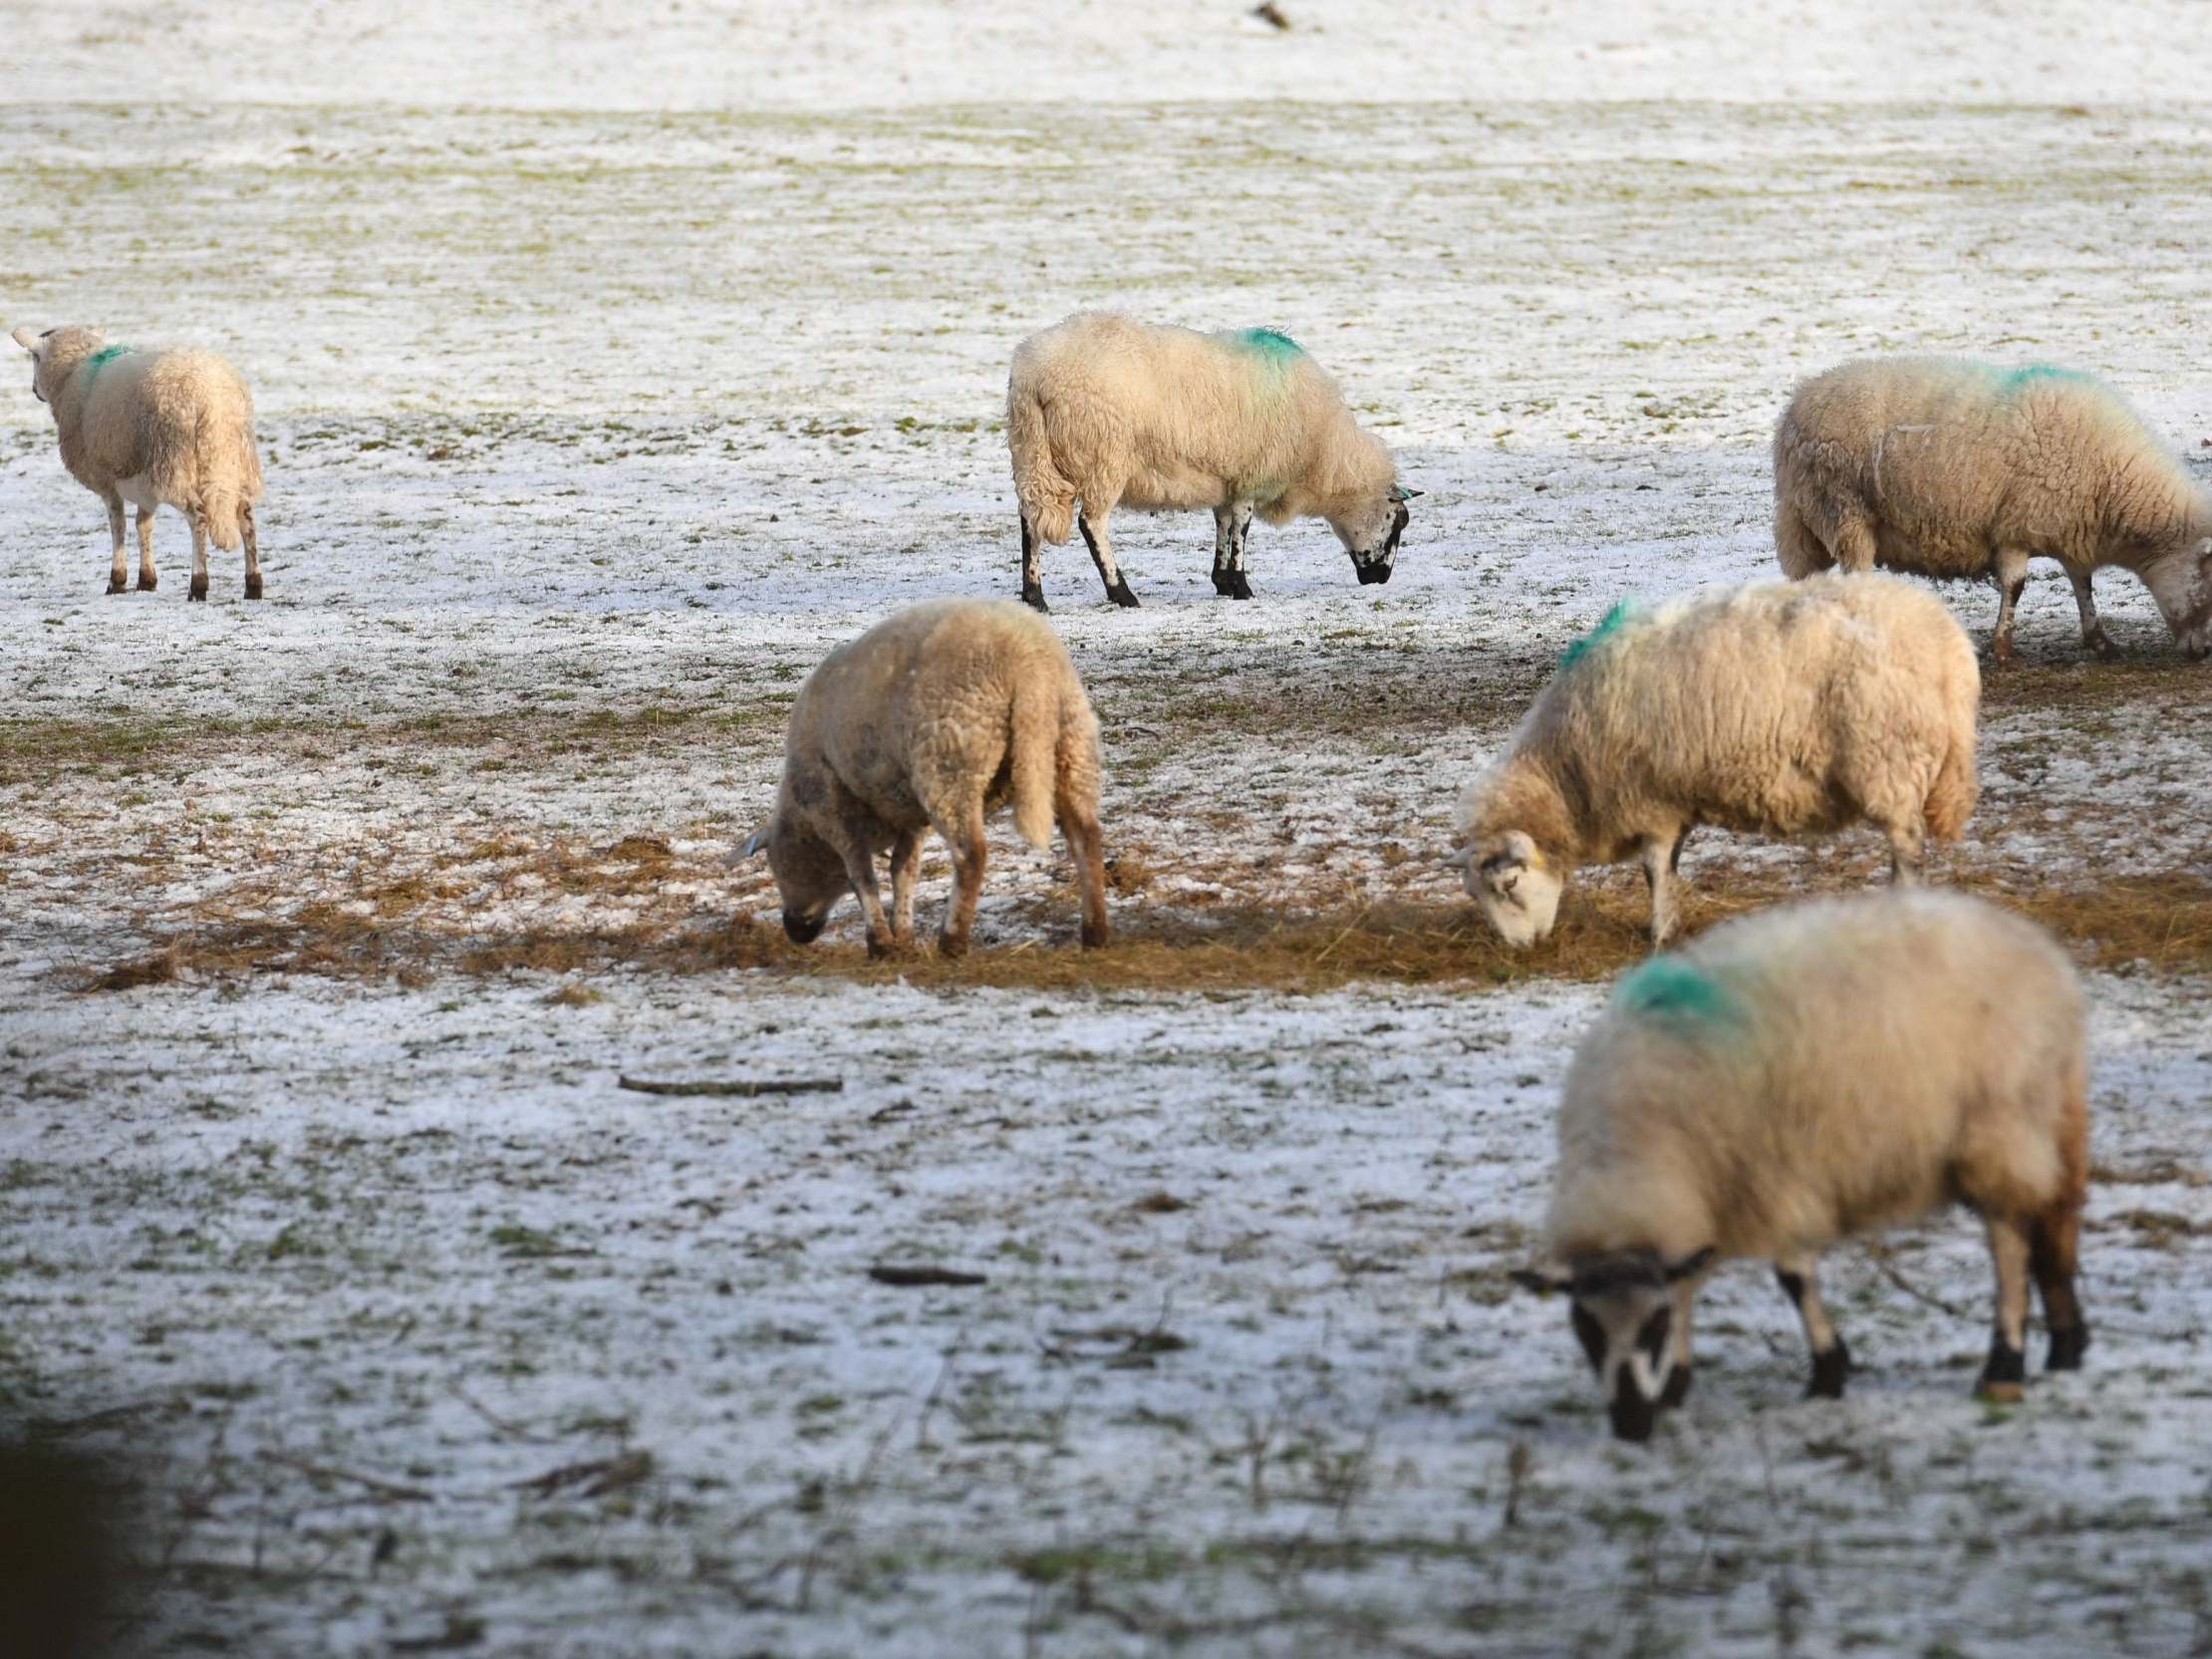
xmin=103 ymin=494 xmax=128 ymax=593
xmin=1829 ymin=514 xmax=1877 ymax=573
xmin=1077 ymin=510 xmax=1139 ymax=609
xmin=1019 ymin=512 xmax=1047 ymax=613
xmin=187 ymin=515 xmax=210 ymax=602
xmin=887 ymin=830 xmax=922 ymax=945
xmin=1975 ymin=1215 xmax=2034 ymax=1402
xmin=1640 ymin=835 xmax=1680 ymax=948
xmin=933 ymin=798 xmax=988 ymax=958
xmin=2030 ymin=1201 xmax=2089 ymax=1372
xmin=1226 ymin=502 xmax=1254 ymax=600
xmin=1776 ymin=1257 xmax=1851 ymax=1398
xmin=1211 ymin=506 xmax=1236 ymax=595
xmin=2066 ymin=567 xmax=2114 ymax=659
xmin=1659 ymin=1280 xmax=1695 ymax=1407
xmin=241 ymin=503 xmax=263 ymax=600
xmin=1988 ymin=548 xmax=2031 ymax=665
xmin=1059 ymin=802 xmax=1109 ymax=949
xmin=822 ymin=825 xmax=895 ymax=958
xmin=136 ymin=506 xmax=158 ymax=592
xmin=1884 ymin=817 xmax=1925 ymax=886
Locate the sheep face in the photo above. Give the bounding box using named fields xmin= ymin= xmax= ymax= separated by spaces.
xmin=1516 ymin=1247 xmax=1713 ymax=1443
xmin=1330 ymin=492 xmax=1411 ymax=586
xmin=1461 ymin=831 xmax=1562 ymax=947
xmin=10 ymin=325 xmax=100 ymax=407
xmin=747 ymin=819 xmax=850 ymax=945
xmin=2163 ymin=539 xmax=2212 ymax=661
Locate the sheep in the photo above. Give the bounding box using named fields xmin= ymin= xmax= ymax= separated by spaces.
xmin=1513 ymin=888 xmax=2089 ymax=1443
xmin=1005 ymin=311 xmax=1418 ymax=610
xmin=1774 ymin=356 xmax=2212 ymax=663
xmin=1451 ymin=573 xmax=1979 ymax=949
xmin=740 ymin=598 xmax=1108 ymax=958
xmin=11 ymin=325 xmax=265 ymax=601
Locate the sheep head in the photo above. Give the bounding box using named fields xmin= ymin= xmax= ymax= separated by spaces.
xmin=1514 ymin=1245 xmax=1716 ymax=1443
xmin=1459 ymin=828 xmax=1563 ymax=948
xmin=742 ymin=816 xmax=848 ymax=946
xmin=11 ymin=325 xmax=103 ymax=408
xmin=1331 ymin=484 xmax=1419 ymax=586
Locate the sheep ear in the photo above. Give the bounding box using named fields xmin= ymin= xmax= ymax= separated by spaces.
xmin=10 ymin=326 xmax=39 ymax=353
xmin=1391 ymin=485 xmax=1423 ymax=502
xmin=1511 ymin=1262 xmax=1573 ymax=1296
xmin=1663 ymin=1245 xmax=1716 ymax=1283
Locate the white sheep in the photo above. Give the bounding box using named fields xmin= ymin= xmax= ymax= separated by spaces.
xmin=741 ymin=598 xmax=1108 ymax=957
xmin=1774 ymin=356 xmax=2212 ymax=663
xmin=1513 ymin=889 xmax=2089 ymax=1443
xmin=11 ymin=325 xmax=265 ymax=601
xmin=1451 ymin=573 xmax=1979 ymax=948
xmin=1005 ymin=311 xmax=1418 ymax=610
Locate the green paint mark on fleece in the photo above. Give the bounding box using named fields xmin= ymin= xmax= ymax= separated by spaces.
xmin=1996 ymin=363 xmax=2091 ymax=393
xmin=1556 ymin=598 xmax=1638 ymax=674
xmin=1236 ymin=328 xmax=1303 ymax=361
xmin=1613 ymin=956 xmax=1746 ymax=1030
xmin=83 ymin=344 xmax=134 ymax=378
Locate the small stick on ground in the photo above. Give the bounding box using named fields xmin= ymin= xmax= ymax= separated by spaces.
xmin=1865 ymin=1241 xmax=1971 ymax=1320
xmin=618 ymin=1075 xmax=843 ymax=1098
xmin=263 ymin=1451 xmax=434 ymax=1503
xmin=867 ymin=1264 xmax=987 ymax=1287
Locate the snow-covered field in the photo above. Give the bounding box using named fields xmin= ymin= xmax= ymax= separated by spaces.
xmin=6 ymin=4 xmax=2212 ymax=1655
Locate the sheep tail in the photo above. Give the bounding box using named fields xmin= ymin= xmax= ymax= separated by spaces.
xmin=193 ymin=408 xmax=262 ymax=553
xmin=1774 ymin=496 xmax=1831 ymax=579
xmin=197 ymin=481 xmax=246 ymax=551
xmin=1006 ymin=672 xmax=1061 ymax=850
xmin=1006 ymin=383 xmax=1076 ymax=545
xmin=1924 ymin=641 xmax=1981 ymax=841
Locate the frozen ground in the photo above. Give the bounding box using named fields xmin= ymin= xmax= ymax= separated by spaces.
xmin=5 ymin=5 xmax=2212 ymax=1656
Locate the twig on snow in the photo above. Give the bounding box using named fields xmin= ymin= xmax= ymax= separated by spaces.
xmin=619 ymin=1074 xmax=843 ymax=1098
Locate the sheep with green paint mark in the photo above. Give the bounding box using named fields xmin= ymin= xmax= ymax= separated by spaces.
xmin=1775 ymin=356 xmax=2212 ymax=662
xmin=11 ymin=324 xmax=265 ymax=601
xmin=1006 ymin=312 xmax=1416 ymax=610
xmin=1515 ymin=889 xmax=2089 ymax=1444
xmin=1451 ymin=574 xmax=1979 ymax=948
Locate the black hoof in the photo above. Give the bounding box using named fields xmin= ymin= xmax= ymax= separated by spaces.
xmin=1212 ymin=572 xmax=1237 ymax=597
xmin=188 ymin=583 xmax=208 ymax=602
xmin=1976 ymin=1337 xmax=2027 ymax=1402
xmin=2048 ymin=1323 xmax=2088 ymax=1373
xmin=107 ymin=577 xmax=127 ymax=595
xmin=1659 ymin=1365 xmax=1692 ymax=1408
xmin=244 ymin=575 xmax=263 ymax=600
xmin=1806 ymin=1341 xmax=1851 ymax=1400
xmin=1230 ymin=573 xmax=1253 ymax=600
xmin=937 ymin=932 xmax=970 ymax=960
xmin=1106 ymin=581 xmax=1139 ymax=610
xmin=137 ymin=575 xmax=157 ymax=592
xmin=1020 ymin=583 xmax=1048 ymax=613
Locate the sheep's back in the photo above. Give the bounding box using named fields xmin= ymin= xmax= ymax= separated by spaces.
xmin=1778 ymin=357 xmax=2181 ymax=566
xmin=1554 ymin=891 xmax=2080 ymax=1258
xmin=1012 ymin=313 xmax=1335 ymax=502
xmin=791 ymin=599 xmax=1081 ymax=825
xmin=1540 ymin=576 xmax=1964 ymax=838
xmin=76 ymin=349 xmax=258 ymax=497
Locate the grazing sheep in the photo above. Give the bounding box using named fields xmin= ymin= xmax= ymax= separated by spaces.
xmin=1451 ymin=574 xmax=1978 ymax=948
xmin=1514 ymin=889 xmax=2089 ymax=1443
xmin=1774 ymin=356 xmax=2212 ymax=663
xmin=12 ymin=325 xmax=265 ymax=601
xmin=1006 ymin=312 xmax=1418 ymax=610
xmin=742 ymin=598 xmax=1108 ymax=958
